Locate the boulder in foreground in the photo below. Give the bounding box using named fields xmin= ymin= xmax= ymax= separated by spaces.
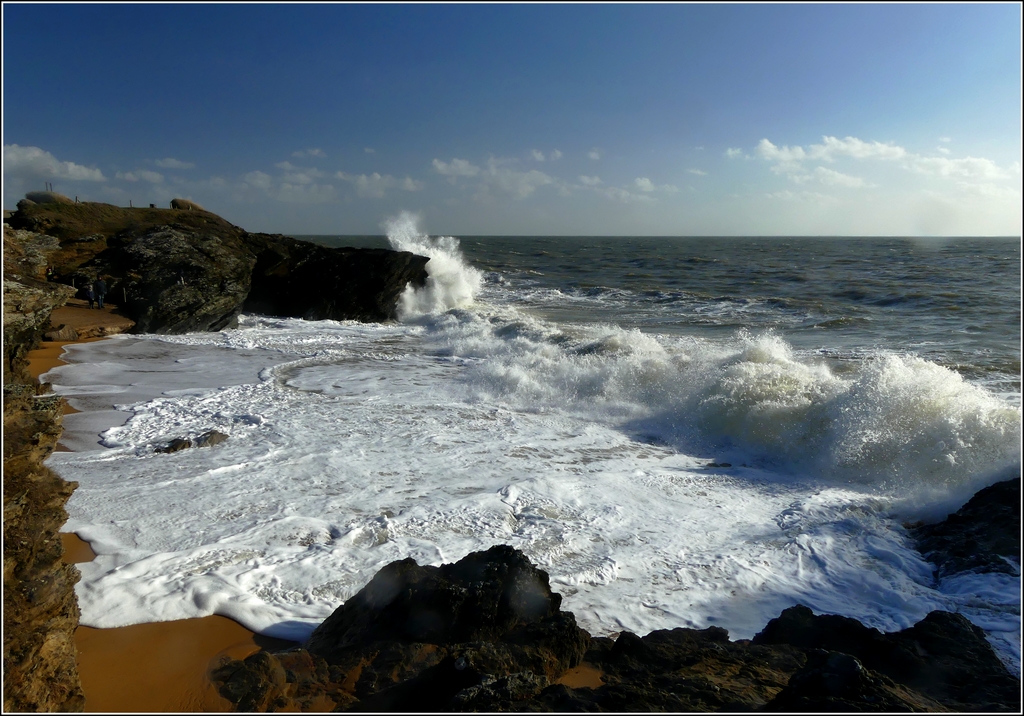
xmin=211 ymin=546 xmax=1020 ymax=712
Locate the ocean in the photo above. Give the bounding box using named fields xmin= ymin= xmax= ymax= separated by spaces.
xmin=45 ymin=214 xmax=1022 ymax=671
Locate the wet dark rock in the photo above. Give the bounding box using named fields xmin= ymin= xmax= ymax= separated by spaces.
xmin=194 ymin=429 xmax=229 ymax=447
xmin=914 ymin=477 xmax=1021 ymax=578
xmin=213 ymin=546 xmax=591 ymax=711
xmin=242 ymin=234 xmax=428 ymax=323
xmin=156 ymin=430 xmax=229 ymax=453
xmin=752 ymin=605 xmax=1020 ymax=711
xmin=215 ymin=561 xmax=1021 ymax=713
xmin=764 ymin=649 xmax=946 ymax=712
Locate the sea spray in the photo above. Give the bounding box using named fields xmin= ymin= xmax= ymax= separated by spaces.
xmin=384 ymin=211 xmax=483 ymax=317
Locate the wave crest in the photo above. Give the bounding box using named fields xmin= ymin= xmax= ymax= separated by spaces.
xmin=384 ymin=212 xmax=482 ymax=318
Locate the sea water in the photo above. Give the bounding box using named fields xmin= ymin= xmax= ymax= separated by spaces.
xmin=44 ymin=214 xmax=1022 ymax=671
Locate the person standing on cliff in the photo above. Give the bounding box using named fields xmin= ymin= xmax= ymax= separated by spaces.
xmin=83 ymin=283 xmax=95 ymax=309
xmin=93 ymin=277 xmax=107 ymax=310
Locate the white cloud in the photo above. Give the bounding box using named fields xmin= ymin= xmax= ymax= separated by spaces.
xmin=765 ymin=189 xmax=839 ymax=205
xmin=154 ymin=157 xmax=195 ymax=169
xmin=432 ymin=158 xmax=481 ymax=182
xmin=336 ymin=171 xmax=410 ymax=198
xmin=243 ymin=170 xmax=272 ymax=189
xmin=588 ymin=148 xmax=602 ymax=160
xmin=725 ymin=148 xmax=742 ymax=158
xmin=688 ymin=168 xmax=708 ymax=176
xmin=292 ymin=148 xmax=326 ymax=158
xmin=282 ymin=168 xmax=325 ymax=185
xmin=813 ymin=167 xmax=866 ymax=188
xmin=578 ymin=175 xmax=602 ymax=186
xmin=955 ymin=182 xmax=1022 ymax=200
xmin=907 ymin=155 xmax=1010 ymax=180
xmin=354 ymin=172 xmax=395 ymax=198
xmin=633 ymin=177 xmax=678 ymax=194
xmin=276 ymin=182 xmax=336 ymax=204
xmin=755 ymin=134 xmax=1016 ymax=196
xmin=364 ymin=148 xmax=375 ymax=154
xmin=757 ymin=139 xmax=808 ymax=163
xmin=3 ymin=144 xmax=106 ymax=182
xmin=599 ymin=186 xmax=655 ymax=203
xmin=484 ymin=158 xmax=553 ymax=199
xmin=531 ymin=149 xmax=546 ymax=162
xmin=939 ymin=137 xmax=952 ymax=143
xmin=138 ymin=170 xmax=163 ymax=183
xmin=758 ymin=136 xmax=906 ymax=164
xmin=275 ymin=161 xmax=298 ymax=171
xmin=116 ymin=169 xmax=164 ymax=183
xmin=549 ymin=149 xmax=562 ymax=161
xmin=814 ymin=136 xmax=906 ymax=161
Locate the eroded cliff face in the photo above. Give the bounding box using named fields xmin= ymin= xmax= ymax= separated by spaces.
xmin=3 ymin=386 xmax=84 ymax=712
xmin=3 ymin=223 xmax=85 ymax=710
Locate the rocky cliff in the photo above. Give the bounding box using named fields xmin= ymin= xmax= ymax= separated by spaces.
xmin=6 ymin=201 xmax=429 ymax=332
xmin=3 ymin=224 xmax=85 ymax=711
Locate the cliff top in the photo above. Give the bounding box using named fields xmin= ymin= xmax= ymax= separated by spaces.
xmin=7 ymin=201 xmax=243 ymax=243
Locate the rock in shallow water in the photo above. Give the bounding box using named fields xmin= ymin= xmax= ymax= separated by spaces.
xmin=913 ymin=477 xmax=1021 ymax=578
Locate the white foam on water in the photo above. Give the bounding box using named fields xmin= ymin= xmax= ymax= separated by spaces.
xmin=44 ymin=228 xmax=1021 ymax=670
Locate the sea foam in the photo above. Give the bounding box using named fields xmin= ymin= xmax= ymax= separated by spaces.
xmin=44 ymin=227 xmax=1021 ymax=671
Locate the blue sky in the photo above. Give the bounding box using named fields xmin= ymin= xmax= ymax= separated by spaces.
xmin=3 ymin=3 xmax=1021 ymax=236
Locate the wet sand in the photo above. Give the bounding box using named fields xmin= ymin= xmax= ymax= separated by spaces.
xmin=27 ymin=315 xmax=300 ymax=712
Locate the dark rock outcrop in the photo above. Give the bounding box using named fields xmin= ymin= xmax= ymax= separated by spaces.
xmin=7 ymin=200 xmax=430 ymax=332
xmin=108 ymin=226 xmax=258 ymax=333
xmin=752 ymin=605 xmax=1020 ymax=711
xmin=913 ymin=477 xmax=1021 ymax=578
xmin=212 ymin=545 xmax=590 ymax=711
xmin=211 ymin=548 xmax=1020 ymax=712
xmin=764 ymin=649 xmax=946 ymax=712
xmin=155 ymin=430 xmax=229 ymax=453
xmin=243 ymin=234 xmax=428 ymax=323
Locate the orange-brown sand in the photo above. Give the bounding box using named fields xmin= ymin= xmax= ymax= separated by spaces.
xmin=29 ymin=314 xmax=300 ymax=712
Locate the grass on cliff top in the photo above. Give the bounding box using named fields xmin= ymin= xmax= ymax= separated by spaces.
xmin=9 ymin=202 xmax=243 ymax=242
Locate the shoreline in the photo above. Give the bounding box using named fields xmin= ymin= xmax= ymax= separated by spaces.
xmin=28 ymin=320 xmax=299 ymax=712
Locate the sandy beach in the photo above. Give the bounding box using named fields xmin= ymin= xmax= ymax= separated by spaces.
xmin=27 ymin=305 xmax=298 ymax=712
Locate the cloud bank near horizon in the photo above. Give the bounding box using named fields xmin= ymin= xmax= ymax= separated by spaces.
xmin=4 ymin=136 xmax=1020 ymax=236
